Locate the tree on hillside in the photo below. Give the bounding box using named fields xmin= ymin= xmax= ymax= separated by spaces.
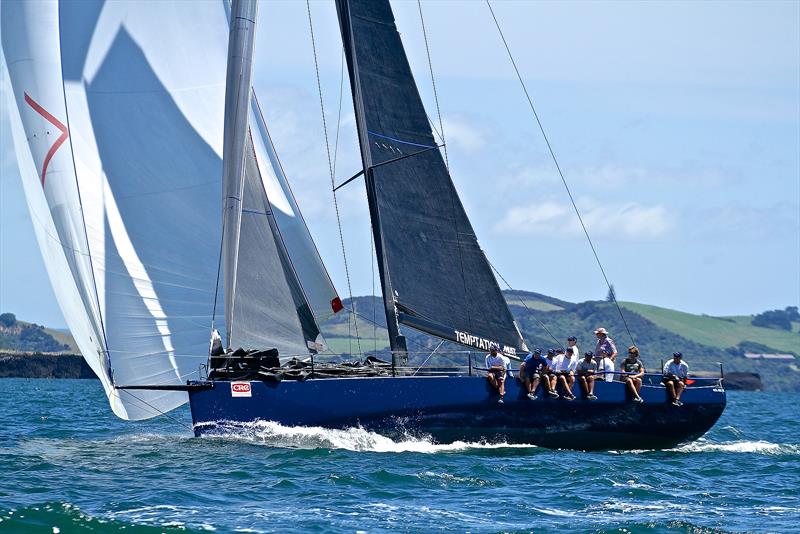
xmin=0 ymin=313 xmax=16 ymax=328
xmin=606 ymin=285 xmax=617 ymax=302
xmin=752 ymin=309 xmax=792 ymax=331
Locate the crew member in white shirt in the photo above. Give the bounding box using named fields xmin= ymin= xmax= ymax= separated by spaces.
xmin=662 ymin=352 xmax=689 ymax=406
xmin=597 ymin=349 xmax=615 ymax=383
xmin=555 ymin=347 xmax=577 ymax=400
xmin=485 ymin=346 xmax=510 ymax=403
xmin=543 ymin=349 xmax=560 ymax=398
xmin=566 ymin=336 xmax=579 ymax=359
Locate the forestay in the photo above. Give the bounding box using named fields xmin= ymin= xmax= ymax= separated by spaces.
xmin=336 ymin=0 xmax=527 ymax=356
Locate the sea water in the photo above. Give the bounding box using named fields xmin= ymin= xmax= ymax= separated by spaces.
xmin=0 ymin=379 xmax=798 ymax=533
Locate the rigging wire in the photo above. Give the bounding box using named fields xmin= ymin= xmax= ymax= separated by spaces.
xmin=485 ymin=0 xmax=637 ymax=347
xmin=417 ymin=0 xmax=448 ymax=169
xmin=114 ymin=388 xmax=195 ymax=433
xmin=488 ymin=259 xmax=563 ymax=350
xmin=210 ymin=213 xmax=226 ymax=335
xmin=306 ymin=0 xmax=362 ymax=356
xmin=371 ymin=229 xmax=377 ymax=354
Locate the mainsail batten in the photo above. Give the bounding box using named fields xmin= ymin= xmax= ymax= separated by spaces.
xmin=336 ymin=0 xmax=528 ymax=356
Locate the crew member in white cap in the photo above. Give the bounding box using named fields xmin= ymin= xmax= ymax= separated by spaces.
xmin=594 ymin=327 xmax=617 ymax=362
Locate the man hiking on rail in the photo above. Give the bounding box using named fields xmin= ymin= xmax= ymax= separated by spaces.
xmin=620 ymin=346 xmax=645 ymax=403
xmin=663 ymin=352 xmax=689 ymax=406
xmin=594 ymin=327 xmax=618 ymax=362
xmin=555 ymin=347 xmax=577 ymax=400
xmin=485 ymin=346 xmax=510 ymax=403
xmin=519 ymin=348 xmax=546 ymax=400
xmin=543 ymin=349 xmax=560 ymax=398
xmin=577 ymin=351 xmax=598 ymax=400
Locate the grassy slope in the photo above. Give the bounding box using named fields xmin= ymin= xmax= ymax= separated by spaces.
xmin=620 ymin=302 xmax=800 ymax=355
xmin=43 ymin=328 xmax=79 ymax=353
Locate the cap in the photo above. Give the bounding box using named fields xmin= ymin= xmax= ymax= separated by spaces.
xmin=594 ymin=328 xmax=608 ymax=335
xmin=673 ymin=351 xmax=683 ymax=358
xmin=584 ymin=351 xmax=594 ymax=358
xmin=490 ymin=346 xmax=498 ymax=353
xmin=557 ymin=348 xmax=566 ymax=353
xmin=533 ymin=348 xmax=542 ymax=356
xmin=547 ymin=349 xmax=556 ymax=356
xmin=567 ymin=336 xmax=577 ymax=342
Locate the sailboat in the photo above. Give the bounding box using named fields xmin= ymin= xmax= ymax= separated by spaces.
xmin=2 ymin=0 xmax=725 ymax=450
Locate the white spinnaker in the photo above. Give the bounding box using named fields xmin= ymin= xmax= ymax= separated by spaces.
xmin=0 ymin=1 xmax=122 ymax=414
xmin=2 ymin=0 xmax=231 ymax=419
xmin=249 ymin=96 xmax=342 ymax=326
xmin=57 ymin=0 xmax=230 ymax=419
xmin=2 ymin=0 xmax=339 ymax=419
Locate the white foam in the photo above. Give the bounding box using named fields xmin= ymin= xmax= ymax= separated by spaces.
xmin=200 ymin=420 xmax=539 ymax=453
xmin=672 ymin=440 xmax=800 ymax=455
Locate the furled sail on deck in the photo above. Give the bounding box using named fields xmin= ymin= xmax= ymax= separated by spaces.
xmin=1 ymin=0 xmax=339 ymax=419
xmin=336 ymin=0 xmax=527 ymax=356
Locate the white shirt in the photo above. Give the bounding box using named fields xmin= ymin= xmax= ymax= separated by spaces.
xmin=565 ymin=345 xmax=579 ymax=359
xmin=663 ymin=360 xmax=689 ymax=378
xmin=598 ymin=356 xmax=615 ymax=381
xmin=545 ymin=356 xmax=558 ymax=371
xmin=557 ymin=355 xmax=577 ymax=373
xmin=485 ymin=353 xmax=510 ymax=370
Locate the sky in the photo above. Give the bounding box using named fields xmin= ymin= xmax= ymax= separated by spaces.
xmin=1 ymin=0 xmax=799 ymax=329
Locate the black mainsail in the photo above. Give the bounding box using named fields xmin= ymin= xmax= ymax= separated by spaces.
xmin=335 ymin=0 xmax=528 ymax=357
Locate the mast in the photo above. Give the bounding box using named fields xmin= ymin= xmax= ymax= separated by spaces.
xmin=222 ymin=0 xmax=258 ymax=349
xmin=335 ymin=0 xmax=408 ymax=368
xmin=333 ymin=0 xmax=527 ymax=359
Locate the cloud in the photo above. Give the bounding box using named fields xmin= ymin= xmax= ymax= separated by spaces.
xmin=494 ymin=200 xmax=674 ymax=241
xmin=440 ymin=116 xmax=485 ymax=152
xmin=496 ymin=163 xmax=729 ymax=193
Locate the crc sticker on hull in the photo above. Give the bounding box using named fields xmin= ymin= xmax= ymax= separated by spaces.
xmin=231 ymin=382 xmax=252 ymax=398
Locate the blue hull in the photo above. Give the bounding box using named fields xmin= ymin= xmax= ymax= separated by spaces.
xmin=187 ymin=376 xmax=726 ymax=450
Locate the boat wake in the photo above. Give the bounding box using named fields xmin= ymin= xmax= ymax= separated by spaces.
xmin=671 ymin=439 xmax=800 ymax=455
xmin=198 ymin=420 xmax=538 ymax=453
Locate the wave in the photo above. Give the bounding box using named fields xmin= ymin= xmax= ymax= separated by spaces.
xmin=0 ymin=503 xmax=210 ymax=534
xmin=671 ymin=439 xmax=800 ymax=455
xmin=198 ymin=420 xmax=539 ymax=453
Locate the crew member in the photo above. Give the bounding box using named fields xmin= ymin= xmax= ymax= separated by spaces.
xmin=543 ymin=349 xmax=560 ymax=398
xmin=663 ymin=352 xmax=689 ymax=406
xmin=520 ymin=349 xmax=546 ymax=400
xmin=556 ymin=346 xmax=577 ymax=400
xmin=566 ymin=336 xmax=579 ymax=359
xmin=577 ymin=351 xmax=598 ymax=400
xmin=485 ymin=346 xmax=510 ymax=403
xmin=594 ymin=327 xmax=618 ymax=362
xmin=597 ymin=349 xmax=616 ymax=383
xmin=620 ymin=346 xmax=645 ymax=403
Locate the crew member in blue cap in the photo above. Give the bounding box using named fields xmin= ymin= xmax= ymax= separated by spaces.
xmin=519 ymin=349 xmax=546 ymax=400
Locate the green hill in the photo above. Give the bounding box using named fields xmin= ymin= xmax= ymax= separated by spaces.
xmin=620 ymin=302 xmax=800 ymax=356
xmin=0 ymin=313 xmax=77 ymax=353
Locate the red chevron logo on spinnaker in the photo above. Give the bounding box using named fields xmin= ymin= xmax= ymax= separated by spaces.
xmin=24 ymin=92 xmax=69 ymax=186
